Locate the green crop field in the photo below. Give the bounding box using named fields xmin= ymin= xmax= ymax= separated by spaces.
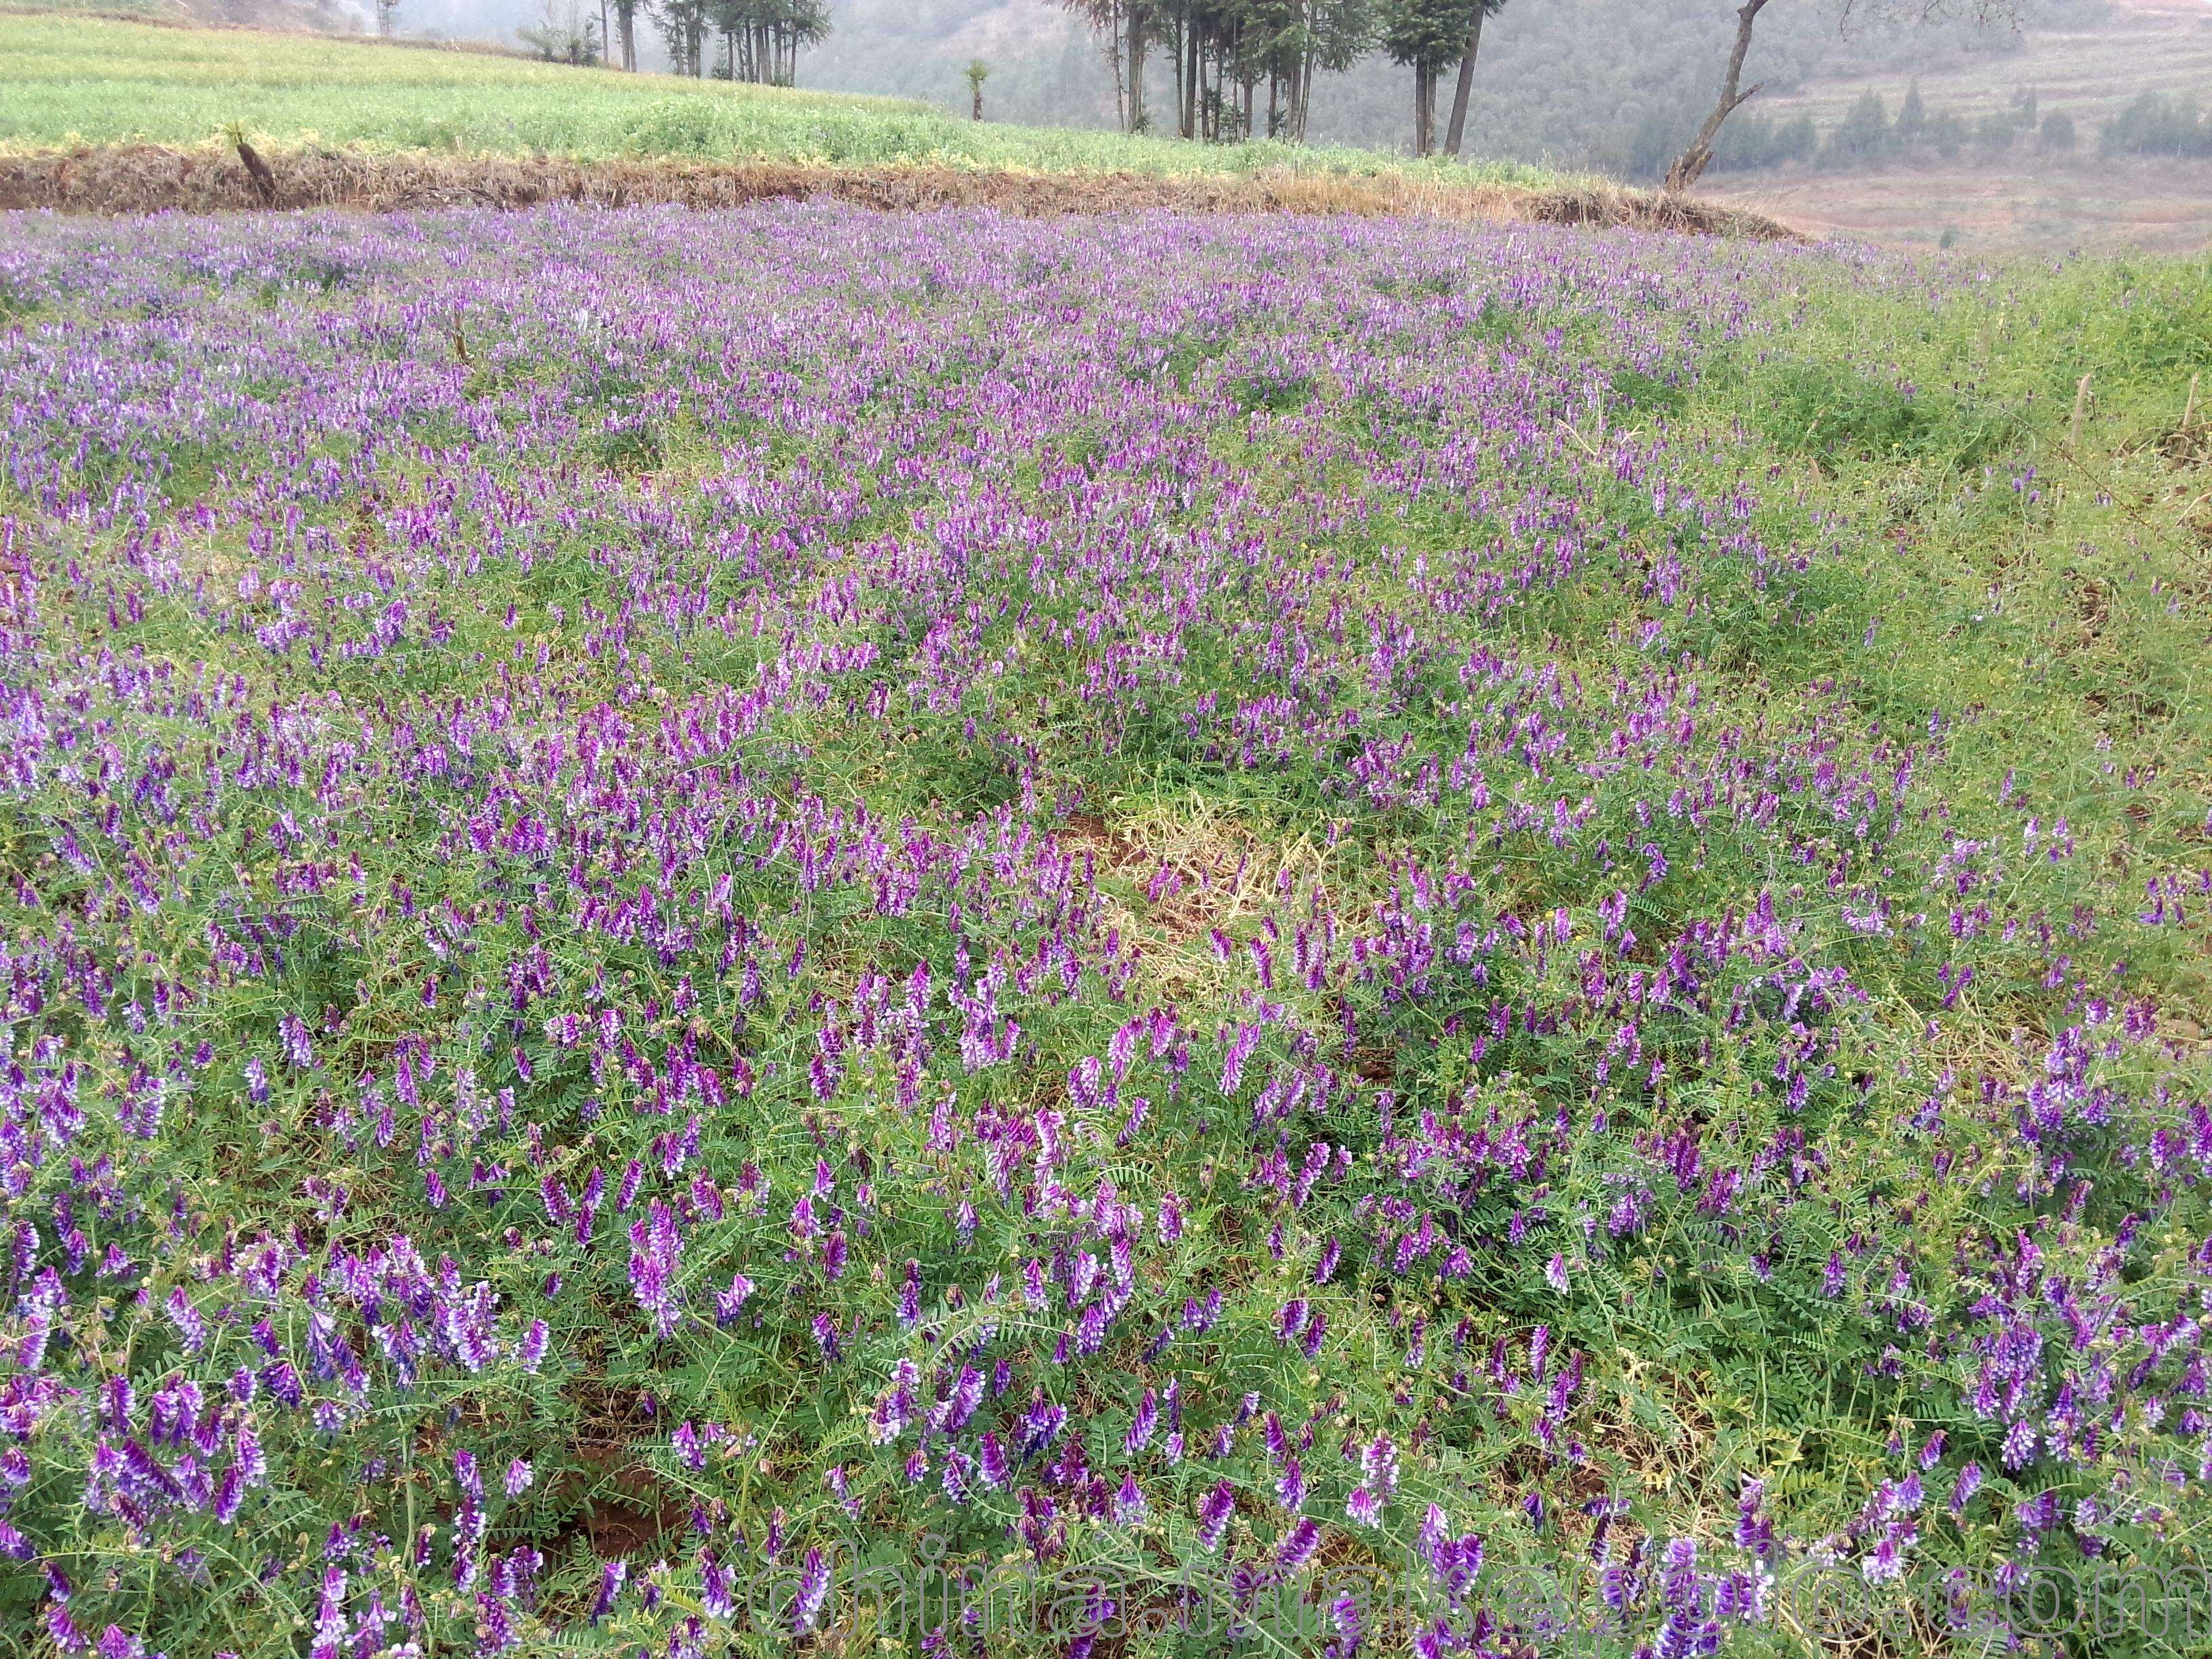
xmin=0 ymin=12 xmax=1570 ymax=185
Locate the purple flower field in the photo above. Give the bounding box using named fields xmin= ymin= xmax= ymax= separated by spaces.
xmin=0 ymin=203 xmax=2207 ymax=1658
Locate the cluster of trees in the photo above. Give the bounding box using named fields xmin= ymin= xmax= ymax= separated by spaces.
xmin=1055 ymin=0 xmax=1502 ymax=154
xmin=1711 ymin=83 xmax=2083 ymax=172
xmin=2102 ymin=91 xmax=2212 ymax=159
xmin=1052 ymin=0 xmax=2027 ymax=188
xmin=505 ymin=0 xmax=827 ymax=79
xmin=517 ymin=0 xmax=602 ymax=63
xmin=642 ymin=0 xmax=828 ymax=80
xmin=1707 ymin=83 xmax=2212 ymax=173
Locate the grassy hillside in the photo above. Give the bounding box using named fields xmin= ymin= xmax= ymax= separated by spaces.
xmin=0 ymin=12 xmax=1565 ymax=186
xmin=1742 ymin=0 xmax=2212 ymax=131
xmin=1701 ymin=0 xmax=2212 ymax=253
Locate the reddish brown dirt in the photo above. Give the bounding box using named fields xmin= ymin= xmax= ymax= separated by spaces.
xmin=1706 ymin=158 xmax=2212 ymax=257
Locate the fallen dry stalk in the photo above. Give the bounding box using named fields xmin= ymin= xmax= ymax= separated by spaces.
xmin=0 ymin=142 xmax=1797 ymax=237
xmin=231 ymin=136 xmax=279 ymax=206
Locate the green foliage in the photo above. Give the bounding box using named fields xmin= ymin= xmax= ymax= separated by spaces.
xmin=2102 ymin=90 xmax=2212 ymax=159
xmin=0 ymin=13 xmax=1575 ymax=187
xmin=1740 ymin=357 xmax=2012 ymax=467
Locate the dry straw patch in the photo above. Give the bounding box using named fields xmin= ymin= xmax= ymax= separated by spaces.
xmin=0 ymin=141 xmax=1795 ymax=238
xmin=1063 ymin=792 xmax=1360 ymax=1000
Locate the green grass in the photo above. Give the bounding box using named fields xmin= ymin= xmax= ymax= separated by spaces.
xmin=0 ymin=12 xmax=1572 ymax=184
xmin=0 ymin=0 xmax=180 ymax=16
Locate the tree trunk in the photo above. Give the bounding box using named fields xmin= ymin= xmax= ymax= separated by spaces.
xmin=1443 ymin=8 xmax=1484 ymax=159
xmin=1128 ymin=5 xmax=1145 ymax=132
xmin=1412 ymin=64 xmax=1433 ymax=157
xmin=1666 ymin=0 xmax=1769 ymax=193
xmin=1184 ymin=27 xmax=1198 ymax=140
xmin=619 ymin=5 xmax=634 ymax=70
xmin=1168 ymin=16 xmax=1185 ymax=136
xmin=1103 ymin=0 xmax=1126 ymax=131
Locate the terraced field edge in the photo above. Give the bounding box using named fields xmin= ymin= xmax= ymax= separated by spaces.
xmin=0 ymin=142 xmax=1795 ymax=234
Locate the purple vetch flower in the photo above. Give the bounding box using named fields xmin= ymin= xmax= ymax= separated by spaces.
xmin=714 ymin=1272 xmax=754 ymax=1326
xmin=897 ymin=1258 xmax=922 ymax=1326
xmin=309 ymin=1565 xmax=346 ymax=1659
xmin=165 ymin=1288 xmax=209 ymax=1356
xmin=701 ymin=1550 xmax=737 ymax=1620
xmin=476 ymin=1591 xmax=518 ymax=1654
xmin=1277 ymin=1517 xmax=1322 ymax=1568
xmin=1115 ymin=1470 xmax=1147 ymax=1524
xmin=627 ymin=1199 xmax=684 ymax=1339
xmin=1357 ymin=1435 xmax=1399 ymax=1499
xmin=1017 ymin=1391 xmax=1066 ymax=1457
xmin=1325 ymin=1591 xmax=1364 ymax=1658
xmin=1220 ymin=1023 xmax=1260 ymax=1095
xmin=590 ymin=1559 xmax=625 ymax=1624
xmin=870 ymin=1359 xmax=920 ymax=1444
xmin=792 ymin=1546 xmax=831 ymax=1634
xmin=1197 ymin=1479 xmax=1236 ymax=1551
xmin=514 ymin=1319 xmax=549 ymax=1373
xmin=978 ymin=1433 xmax=1011 ymax=1490
xmin=1126 ymin=1388 xmax=1157 ymax=1454
xmin=1948 ymin=1463 xmax=1984 ymax=1515
xmin=673 ymin=1420 xmax=705 ymax=1471
xmin=452 ymin=1450 xmax=486 ymax=1591
xmin=1300 ymin=1310 xmax=1330 ymax=1359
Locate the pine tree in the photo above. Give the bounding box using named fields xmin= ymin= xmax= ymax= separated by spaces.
xmin=1896 ymin=78 xmax=1926 ymax=147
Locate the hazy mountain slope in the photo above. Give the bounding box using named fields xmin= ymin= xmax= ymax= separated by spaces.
xmin=1746 ymin=0 xmax=2212 ymax=128
xmin=1702 ymin=0 xmax=2212 ymax=253
xmin=796 ymin=0 xmax=2087 ymax=177
xmin=803 ymin=0 xmax=1111 ymax=130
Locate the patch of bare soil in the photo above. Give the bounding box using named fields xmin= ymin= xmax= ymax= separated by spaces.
xmin=1704 ymin=157 xmax=2212 ymax=256
xmin=0 ymin=140 xmax=1794 ymax=238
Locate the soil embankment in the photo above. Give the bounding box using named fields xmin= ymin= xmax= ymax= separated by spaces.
xmin=0 ymin=142 xmax=1793 ymax=235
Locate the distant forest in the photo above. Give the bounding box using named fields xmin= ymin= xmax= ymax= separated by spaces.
xmin=787 ymin=0 xmax=2097 ymax=179
xmin=424 ymin=0 xmax=2120 ymax=180
xmin=1711 ymin=83 xmax=2212 ymax=173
